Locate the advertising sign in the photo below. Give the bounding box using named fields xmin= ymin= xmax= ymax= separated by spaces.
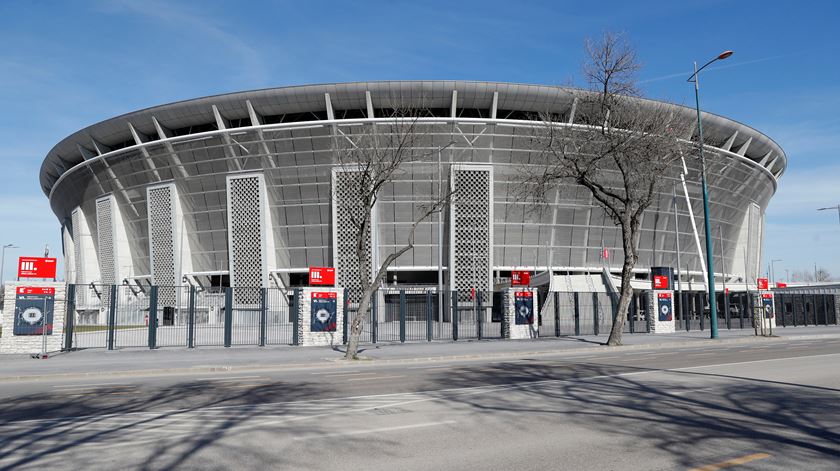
xmin=13 ymin=287 xmax=55 ymax=335
xmin=657 ymin=292 xmax=673 ymax=322
xmin=310 ymin=291 xmax=337 ymax=332
xmin=653 ymin=275 xmax=670 ymax=290
xmin=757 ymin=278 xmax=769 ymax=290
xmin=510 ymin=271 xmax=530 ymax=286
xmin=17 ymin=257 xmax=57 ymax=279
xmin=775 ymin=282 xmax=787 ymax=288
xmin=762 ymin=293 xmax=774 ymax=319
xmin=514 ymin=291 xmax=534 ymax=325
xmin=309 ymin=266 xmax=336 ymax=286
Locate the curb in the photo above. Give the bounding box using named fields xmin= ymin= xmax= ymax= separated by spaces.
xmin=0 ymin=332 xmax=821 ymax=383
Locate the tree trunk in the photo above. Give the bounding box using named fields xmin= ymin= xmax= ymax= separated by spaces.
xmin=345 ymin=288 xmax=374 ymax=360
xmin=606 ymin=220 xmax=639 ymax=346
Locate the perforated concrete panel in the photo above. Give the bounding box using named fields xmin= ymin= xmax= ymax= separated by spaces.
xmin=332 ymin=168 xmax=373 ymax=301
xmin=227 ymin=174 xmax=270 ymax=305
xmin=450 ymin=165 xmax=493 ymax=299
xmin=147 ymin=184 xmax=178 ymax=306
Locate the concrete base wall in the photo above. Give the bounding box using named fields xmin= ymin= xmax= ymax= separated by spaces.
xmin=296 ymin=288 xmax=344 ymax=347
xmin=502 ymin=288 xmax=538 ymax=339
xmin=648 ymin=290 xmax=676 ymax=334
xmin=1 ymin=282 xmax=66 ymax=355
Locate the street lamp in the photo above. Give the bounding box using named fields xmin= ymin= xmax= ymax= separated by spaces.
xmin=817 ymin=205 xmax=840 ymax=225
xmin=771 ymin=258 xmax=783 ymax=285
xmin=1 ymin=244 xmax=19 ymax=287
xmin=687 ymin=49 xmax=733 ymax=340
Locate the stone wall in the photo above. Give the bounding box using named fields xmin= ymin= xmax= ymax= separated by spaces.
xmin=296 ymin=287 xmax=344 ymax=347
xmin=0 ymin=282 xmax=66 ymax=355
xmin=502 ymin=288 xmax=538 ymax=339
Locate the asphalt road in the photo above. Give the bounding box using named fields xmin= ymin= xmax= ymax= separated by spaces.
xmin=1 ymin=337 xmax=838 ymax=470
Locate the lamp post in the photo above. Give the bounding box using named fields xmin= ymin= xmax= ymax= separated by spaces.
xmin=1 ymin=244 xmax=19 ymax=287
xmin=771 ymin=258 xmax=783 ymax=285
xmin=687 ymin=50 xmax=733 ymax=340
xmin=817 ymin=205 xmax=840 ymax=225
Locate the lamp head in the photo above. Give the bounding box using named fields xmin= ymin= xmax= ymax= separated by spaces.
xmin=717 ymin=50 xmax=734 ymax=60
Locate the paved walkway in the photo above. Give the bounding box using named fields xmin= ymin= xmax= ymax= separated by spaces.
xmin=1 ymin=325 xmax=839 ymax=381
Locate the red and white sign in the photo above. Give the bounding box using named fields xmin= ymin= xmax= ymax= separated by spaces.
xmin=602 ymin=248 xmax=609 ymax=260
xmin=308 ymin=266 xmax=335 ymax=286
xmin=653 ymin=275 xmax=670 ymax=290
xmin=514 ymin=291 xmax=533 ymax=298
xmin=311 ymin=291 xmax=337 ymax=300
xmin=776 ymin=282 xmax=787 ymax=288
xmin=657 ymin=292 xmax=672 ymax=300
xmin=16 ymin=286 xmax=55 ymax=295
xmin=757 ymin=278 xmax=769 ymax=290
xmin=511 ymin=271 xmax=530 ymax=286
xmin=761 ymin=293 xmax=773 ymax=299
xmin=17 ymin=257 xmax=57 ymax=279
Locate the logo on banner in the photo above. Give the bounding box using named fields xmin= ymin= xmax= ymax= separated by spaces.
xmin=310 ymin=292 xmax=337 ymax=332
xmin=514 ymin=291 xmax=534 ymax=325
xmin=17 ymin=257 xmax=57 ymax=279
xmin=511 ymin=271 xmax=530 ymax=286
xmin=757 ymin=278 xmax=769 ymax=290
xmin=657 ymin=292 xmax=672 ymax=322
xmin=309 ymin=267 xmax=335 ymax=286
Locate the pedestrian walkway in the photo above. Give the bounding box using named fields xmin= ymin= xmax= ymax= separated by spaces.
xmin=1 ymin=325 xmax=839 ymax=382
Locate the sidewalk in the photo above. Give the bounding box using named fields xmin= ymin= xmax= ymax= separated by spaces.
xmin=1 ymin=325 xmax=839 ymax=381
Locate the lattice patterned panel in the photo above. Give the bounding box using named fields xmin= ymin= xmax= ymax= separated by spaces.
xmin=228 ymin=175 xmax=264 ymax=305
xmin=148 ymin=185 xmax=178 ymax=306
xmin=96 ymin=197 xmax=116 ymax=285
xmin=451 ymin=167 xmax=492 ymax=301
xmin=746 ymin=202 xmax=761 ymax=283
xmin=332 ymin=169 xmax=372 ymax=302
xmin=72 ymin=209 xmax=85 ymax=285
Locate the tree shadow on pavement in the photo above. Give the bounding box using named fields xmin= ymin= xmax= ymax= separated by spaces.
xmin=421 ymin=361 xmax=840 ymax=469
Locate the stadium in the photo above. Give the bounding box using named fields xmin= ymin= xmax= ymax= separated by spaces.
xmin=39 ymin=81 xmax=786 ymax=347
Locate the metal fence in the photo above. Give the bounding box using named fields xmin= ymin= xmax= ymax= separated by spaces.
xmin=62 ymin=284 xmax=840 ymax=351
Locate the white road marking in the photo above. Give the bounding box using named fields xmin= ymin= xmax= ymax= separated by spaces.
xmin=407 ymin=365 xmax=451 ymax=370
xmin=310 ymin=370 xmax=361 ymax=375
xmin=52 ymin=382 xmax=130 ymax=389
xmin=347 ymin=375 xmax=405 ymax=382
xmin=292 ymin=420 xmax=457 ymax=440
xmin=195 ymin=375 xmax=265 ymax=382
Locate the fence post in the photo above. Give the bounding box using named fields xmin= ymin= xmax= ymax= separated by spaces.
xmin=592 ymin=293 xmax=600 ymax=336
xmin=224 ymin=287 xmax=233 ymax=347
xmin=724 ymin=291 xmax=731 ymax=329
xmin=292 ymin=288 xmax=300 ymax=346
xmin=452 ymin=291 xmax=459 ymax=341
xmin=426 ymin=291 xmax=433 ymax=342
xmin=699 ymin=293 xmax=706 ymax=331
xmin=63 ymin=284 xmax=76 ymax=351
xmin=107 ymin=285 xmax=117 ymax=350
xmin=644 ymin=292 xmax=651 ymax=333
xmin=477 ymin=292 xmax=484 ymax=340
xmin=554 ymin=291 xmax=561 ymax=337
xmin=187 ymin=286 xmax=196 ymax=348
xmin=259 ymin=288 xmax=267 ymax=347
xmin=629 ymin=293 xmax=636 ymax=334
xmin=148 ymin=285 xmax=158 ymax=349
xmin=371 ymin=291 xmax=378 ymax=344
xmin=343 ymin=288 xmax=349 ymax=344
xmin=399 ymin=289 xmax=406 ymax=343
xmin=573 ymin=292 xmax=581 ymax=336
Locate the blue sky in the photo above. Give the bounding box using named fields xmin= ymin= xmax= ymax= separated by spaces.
xmin=1 ymin=0 xmax=838 ymax=282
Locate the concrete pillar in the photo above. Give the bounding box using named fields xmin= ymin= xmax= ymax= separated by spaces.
xmin=648 ymin=289 xmax=676 ymax=334
xmin=502 ymin=288 xmax=538 ymax=339
xmin=1 ymin=282 xmax=66 ymax=355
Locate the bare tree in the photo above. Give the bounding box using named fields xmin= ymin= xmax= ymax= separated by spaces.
xmin=333 ymin=109 xmax=452 ymax=359
xmin=529 ymin=32 xmax=694 ymax=346
xmin=790 ymin=267 xmax=833 ymax=283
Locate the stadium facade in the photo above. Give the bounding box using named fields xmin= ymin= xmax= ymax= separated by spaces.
xmin=40 ymin=81 xmax=785 ymax=314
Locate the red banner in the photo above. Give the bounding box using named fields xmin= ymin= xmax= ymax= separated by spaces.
xmin=17 ymin=257 xmax=57 ymax=279
xmin=762 ymin=293 xmax=773 ymax=299
xmin=657 ymin=292 xmax=672 ymax=300
xmin=514 ymin=291 xmax=533 ymax=298
xmin=16 ymin=286 xmax=55 ymax=295
xmin=511 ymin=271 xmax=530 ymax=286
xmin=653 ymin=275 xmax=670 ymax=290
xmin=775 ymin=282 xmax=787 ymax=288
xmin=311 ymin=291 xmax=337 ymax=299
xmin=757 ymin=278 xmax=769 ymax=290
xmin=309 ymin=267 xmax=335 ymax=286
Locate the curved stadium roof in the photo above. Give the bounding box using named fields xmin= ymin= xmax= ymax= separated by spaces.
xmin=40 ymin=81 xmax=787 ymax=197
